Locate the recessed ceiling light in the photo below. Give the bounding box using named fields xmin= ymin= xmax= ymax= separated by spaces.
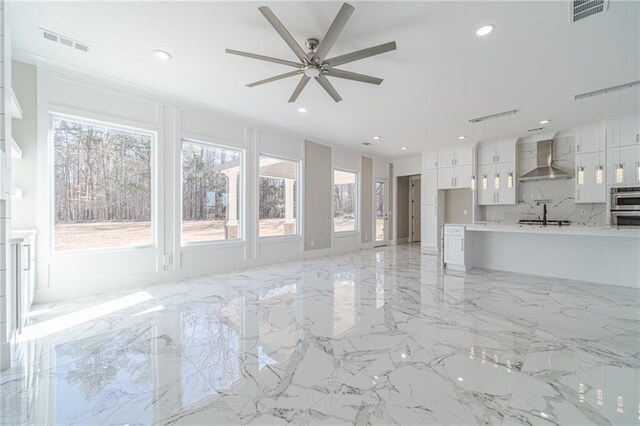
xmin=401 ymin=146 xmax=408 ymax=150
xmin=153 ymin=50 xmax=172 ymax=60
xmin=476 ymin=25 xmax=495 ymax=36
xmin=458 ymin=135 xmax=467 ymax=140
xmin=539 ymin=119 xmax=551 ymax=124
xmin=457 ymin=377 xmax=464 ymax=382
xmin=373 ymin=136 xmax=380 ymax=140
xmin=298 ymin=107 xmax=307 ymax=113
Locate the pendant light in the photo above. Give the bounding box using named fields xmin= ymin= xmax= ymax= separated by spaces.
xmin=595 ymin=95 xmax=604 ymax=185
xmin=596 ymin=165 xmax=604 ymax=184
xmin=506 ymin=114 xmax=513 ymax=188
xmin=482 ymin=175 xmax=488 ymax=189
xmin=577 ymin=166 xmax=585 ymax=184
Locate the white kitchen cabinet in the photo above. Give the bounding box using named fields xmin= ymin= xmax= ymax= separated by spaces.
xmin=477 ymin=162 xmax=516 ymax=205
xmin=608 ymin=145 xmax=640 ymax=185
xmin=477 ymin=140 xmax=515 ymax=166
xmin=575 ymin=151 xmax=606 ymax=203
xmin=576 ymin=129 xmax=605 ymax=154
xmin=422 ymin=152 xmax=439 ymax=170
xmin=437 ymin=167 xmax=455 ymax=189
xmin=454 ymin=164 xmax=473 ymax=189
xmin=606 ymin=120 xmax=640 ymax=149
xmin=438 ymin=165 xmax=473 ymax=190
xmin=477 ymin=144 xmax=495 ymax=166
xmin=454 ymin=147 xmax=473 ymax=166
xmin=495 ymin=140 xmax=515 ymax=164
xmin=438 ymin=150 xmax=455 ymax=168
xmin=422 ymin=168 xmax=438 ymax=204
xmin=422 ymin=204 xmax=439 ymax=250
xmin=443 ymin=225 xmax=468 ymax=271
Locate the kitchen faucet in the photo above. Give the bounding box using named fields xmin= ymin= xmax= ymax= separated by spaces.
xmin=542 ymin=203 xmax=547 ymax=226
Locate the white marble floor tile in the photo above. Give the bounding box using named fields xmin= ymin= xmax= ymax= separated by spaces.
xmin=1 ymin=244 xmax=638 ymax=425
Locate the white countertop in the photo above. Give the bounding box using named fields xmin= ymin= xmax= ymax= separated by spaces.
xmin=445 ymin=222 xmax=640 ymax=238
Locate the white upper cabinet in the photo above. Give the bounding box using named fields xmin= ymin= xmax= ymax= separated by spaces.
xmin=575 ymin=151 xmax=606 ymax=203
xmin=477 ymin=144 xmax=495 ymax=165
xmin=438 ymin=150 xmax=455 ymax=168
xmin=576 ymin=129 xmax=605 ymax=154
xmin=454 ymin=147 xmax=473 ymax=166
xmin=422 ymin=152 xmax=439 ymax=170
xmin=454 ymin=164 xmax=473 ymax=189
xmin=437 ymin=166 xmax=455 ymax=190
xmin=606 ymin=120 xmax=640 ymax=149
xmin=477 ymin=139 xmax=516 ymax=165
xmin=494 ymin=141 xmax=515 ymax=164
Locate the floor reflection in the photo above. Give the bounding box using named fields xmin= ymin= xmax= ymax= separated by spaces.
xmin=1 ymin=244 xmax=638 ymax=425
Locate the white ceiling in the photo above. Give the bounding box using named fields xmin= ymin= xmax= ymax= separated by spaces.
xmin=8 ymin=1 xmax=640 ymax=157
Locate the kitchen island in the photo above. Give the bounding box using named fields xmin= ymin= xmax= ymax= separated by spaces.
xmin=443 ymin=222 xmax=640 ymax=288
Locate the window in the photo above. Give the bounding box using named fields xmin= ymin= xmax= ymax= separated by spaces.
xmin=334 ymin=170 xmax=358 ymax=233
xmin=181 ymin=141 xmax=242 ymax=244
xmin=53 ymin=117 xmax=153 ymax=251
xmin=258 ymin=156 xmax=299 ymax=237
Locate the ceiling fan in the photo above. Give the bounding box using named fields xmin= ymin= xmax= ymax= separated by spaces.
xmin=226 ymin=2 xmax=397 ymax=103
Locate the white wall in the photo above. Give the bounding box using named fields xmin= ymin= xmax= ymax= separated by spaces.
xmin=20 ymin=63 xmax=389 ymax=302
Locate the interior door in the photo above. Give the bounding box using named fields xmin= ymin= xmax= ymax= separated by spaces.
xmin=410 ymin=178 xmax=421 ymax=242
xmin=374 ymin=179 xmax=388 ymax=247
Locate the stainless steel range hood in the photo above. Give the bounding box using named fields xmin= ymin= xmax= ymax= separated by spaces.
xmin=519 ymin=139 xmax=572 ymax=182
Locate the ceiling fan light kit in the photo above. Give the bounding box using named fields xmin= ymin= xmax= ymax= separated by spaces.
xmin=226 ymin=2 xmax=397 ymax=103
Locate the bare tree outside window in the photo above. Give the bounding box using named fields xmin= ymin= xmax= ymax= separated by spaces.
xmin=259 ymin=156 xmax=298 ymax=237
xmin=53 ymin=117 xmax=152 ymax=251
xmin=334 ymin=170 xmax=357 ymax=232
xmin=182 ymin=141 xmax=242 ymax=243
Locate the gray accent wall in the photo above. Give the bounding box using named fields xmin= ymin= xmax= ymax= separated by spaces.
xmin=361 ymin=156 xmax=373 ymax=244
xmin=304 ymin=140 xmax=332 ymax=251
xmin=445 ymin=189 xmax=472 ymax=224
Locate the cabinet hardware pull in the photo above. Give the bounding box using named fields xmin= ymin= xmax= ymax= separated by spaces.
xmin=461 ymin=238 xmax=464 ymax=252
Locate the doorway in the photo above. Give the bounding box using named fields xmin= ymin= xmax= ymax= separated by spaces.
xmin=375 ymin=179 xmax=388 ymax=246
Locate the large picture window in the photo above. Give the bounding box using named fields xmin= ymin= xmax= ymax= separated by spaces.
xmin=181 ymin=141 xmax=242 ymax=244
xmin=53 ymin=117 xmax=153 ymax=251
xmin=334 ymin=170 xmax=358 ymax=233
xmin=258 ymin=156 xmax=299 ymax=237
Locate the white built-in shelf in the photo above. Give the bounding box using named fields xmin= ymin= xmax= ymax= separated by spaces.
xmin=8 ymin=87 xmax=23 ymax=120
xmin=9 ymin=136 xmax=22 ymax=159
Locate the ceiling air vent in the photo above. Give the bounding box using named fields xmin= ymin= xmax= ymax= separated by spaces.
xmin=570 ymin=0 xmax=608 ymax=23
xmin=42 ymin=30 xmax=58 ymax=42
xmin=40 ymin=28 xmax=90 ymax=53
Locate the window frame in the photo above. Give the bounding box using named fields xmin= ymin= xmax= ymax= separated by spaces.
xmin=49 ymin=112 xmax=158 ymax=255
xmin=179 ymin=138 xmax=245 ymax=246
xmin=333 ymin=168 xmax=359 ymax=235
xmin=257 ymin=153 xmax=301 ymax=240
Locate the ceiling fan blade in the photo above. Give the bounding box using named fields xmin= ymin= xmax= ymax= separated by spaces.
xmin=226 ymin=49 xmax=301 ymax=68
xmin=312 ymin=3 xmax=355 ymax=63
xmin=288 ymin=75 xmax=311 ymax=103
xmin=315 ymin=75 xmax=342 ymax=102
xmin=247 ymin=70 xmax=303 ymax=87
xmin=258 ymin=6 xmax=309 ymax=63
xmin=324 ymin=69 xmax=383 ymax=85
xmin=324 ymin=41 xmax=397 ymax=68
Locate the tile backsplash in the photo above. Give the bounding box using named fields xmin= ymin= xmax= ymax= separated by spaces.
xmin=478 ymin=135 xmax=608 ymax=224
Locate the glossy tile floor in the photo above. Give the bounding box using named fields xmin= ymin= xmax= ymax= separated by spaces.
xmin=1 ymin=244 xmax=639 ymax=425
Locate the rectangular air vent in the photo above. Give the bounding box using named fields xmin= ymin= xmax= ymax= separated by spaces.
xmin=42 ymin=30 xmax=58 ymax=42
xmin=40 ymin=28 xmax=90 ymax=52
xmin=570 ymin=0 xmax=608 ymax=23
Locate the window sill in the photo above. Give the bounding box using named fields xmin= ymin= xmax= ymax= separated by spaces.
xmin=334 ymin=231 xmax=360 ymax=238
xmin=181 ymin=239 xmax=246 ymax=251
xmin=258 ymin=235 xmax=302 ymax=244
